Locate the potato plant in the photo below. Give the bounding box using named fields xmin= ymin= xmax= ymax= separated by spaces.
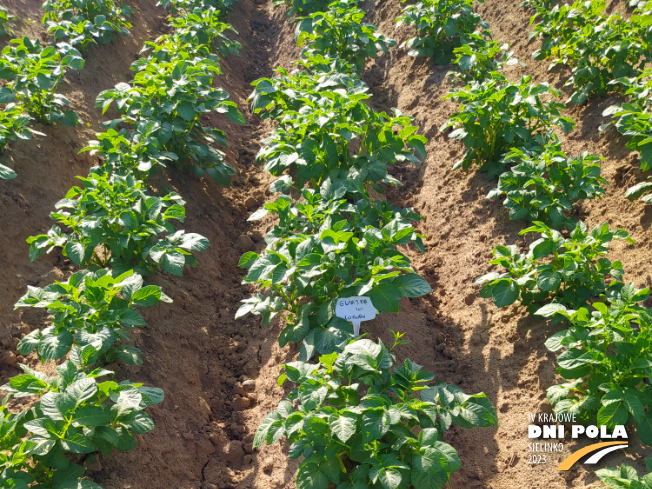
xmin=0 ymin=104 xmax=45 ymax=180
xmin=15 ymin=269 xmax=171 ymax=364
xmin=476 ymin=221 xmax=633 ymax=315
xmin=396 ymin=0 xmax=489 ymax=64
xmin=441 ymin=73 xmax=574 ymax=177
xmin=254 ymin=337 xmax=498 ymax=489
xmin=294 ymin=1 xmax=396 ymax=73
xmin=249 ymin=63 xmax=426 ymax=193
xmin=602 ymin=70 xmax=652 ymax=203
xmin=232 ymin=0 xmax=652 ymax=481
xmin=274 ymin=0 xmax=332 ymax=17
xmin=529 ymin=0 xmax=652 ymax=104
xmin=80 ymin=0 xmax=244 ymax=184
xmin=166 ymin=7 xmax=240 ymax=57
xmin=157 ymin=0 xmax=238 ymax=14
xmin=42 ymin=0 xmax=132 ymax=53
xmin=488 ymin=136 xmax=607 ymax=229
xmin=0 ymin=37 xmax=84 ymax=125
xmin=239 ymin=0 xmax=498 ymax=484
xmin=26 ymin=170 xmax=209 ymax=276
xmin=0 ymin=357 xmax=163 ymax=489
xmin=237 ymin=183 xmax=430 ymax=359
xmin=80 ymin=127 xmax=178 ymax=178
xmin=521 ymin=0 xmax=556 ymax=8
xmin=96 ymin=54 xmax=244 ymax=185
xmin=448 ymin=37 xmax=522 ymax=84
xmin=539 ymin=283 xmax=652 ymax=445
xmin=140 ymin=7 xmax=241 ymax=65
xmin=597 ymin=459 xmax=652 ymax=488
xmin=248 ymin=179 xmax=426 ymax=247
xmin=0 ymin=6 xmax=15 ymax=37
xmin=293 ymin=52 xmax=358 ymax=75
xmin=248 ymin=59 xmax=366 ymax=118
xmin=528 ymin=0 xmax=602 ymax=62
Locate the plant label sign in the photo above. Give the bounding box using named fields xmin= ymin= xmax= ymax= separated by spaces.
xmin=335 ymin=296 xmax=376 ymax=336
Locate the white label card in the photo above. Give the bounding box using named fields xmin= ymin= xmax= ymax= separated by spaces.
xmin=335 ymin=296 xmax=377 ymax=336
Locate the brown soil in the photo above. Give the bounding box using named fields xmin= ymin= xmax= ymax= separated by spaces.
xmin=0 ymin=0 xmax=650 ymax=488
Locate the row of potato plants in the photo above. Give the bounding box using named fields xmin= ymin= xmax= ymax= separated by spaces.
xmin=514 ymin=0 xmax=652 ymax=452
xmin=523 ymin=0 xmax=652 ymax=203
xmin=236 ymin=1 xmax=499 ymax=489
xmin=0 ymin=0 xmax=243 ymax=487
xmin=397 ymin=0 xmax=652 ymax=480
xmin=396 ymin=0 xmax=608 ymax=230
xmin=0 ymin=0 xmax=134 ymax=181
xmin=524 ymin=0 xmax=652 ymax=105
xmin=602 ymin=69 xmax=652 ymax=203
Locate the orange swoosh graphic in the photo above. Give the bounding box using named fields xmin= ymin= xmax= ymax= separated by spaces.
xmin=557 ymin=441 xmax=627 ymax=470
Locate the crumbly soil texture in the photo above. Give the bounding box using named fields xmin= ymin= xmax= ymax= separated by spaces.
xmin=0 ymin=0 xmax=650 ymax=488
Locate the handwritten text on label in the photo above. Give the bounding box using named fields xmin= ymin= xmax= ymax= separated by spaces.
xmin=335 ymin=296 xmax=377 ymax=336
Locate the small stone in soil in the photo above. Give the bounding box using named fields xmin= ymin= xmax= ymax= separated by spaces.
xmin=222 ymin=440 xmax=245 ymax=464
xmin=233 ymin=382 xmax=246 ymax=397
xmin=0 ymin=350 xmax=17 ymax=366
xmin=244 ymin=196 xmax=258 ymax=209
xmin=233 ymin=395 xmax=251 ymax=410
xmin=235 ymin=235 xmax=256 ymax=253
xmin=249 ymin=231 xmax=263 ymax=242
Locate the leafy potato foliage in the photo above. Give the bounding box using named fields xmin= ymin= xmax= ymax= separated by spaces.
xmin=27 ymin=170 xmax=209 ymax=276
xmin=248 ymin=180 xmax=425 ymax=249
xmin=141 ymin=7 xmax=241 ymax=64
xmin=0 ymin=357 xmax=163 ymax=489
xmin=274 ymin=0 xmax=333 ymax=17
xmin=488 ymin=136 xmax=607 ymax=229
xmin=157 ymin=0 xmax=238 ymax=14
xmin=294 ymin=0 xmax=396 ymax=73
xmin=0 ymin=37 xmax=84 ymax=126
xmin=15 ymin=269 xmax=171 ymax=364
xmin=96 ymin=52 xmax=244 ymax=185
xmin=80 ymin=127 xmax=179 ymax=178
xmin=1 ymin=0 xmax=240 ymax=488
xmin=602 ymin=70 xmax=652 ymax=203
xmin=237 ymin=181 xmax=429 ymax=359
xmin=441 ymin=73 xmax=574 ymax=177
xmin=249 ymin=63 xmax=426 ymax=193
xmin=254 ymin=338 xmax=497 ymax=489
xmin=42 ymin=0 xmax=132 ymax=53
xmin=249 ymin=58 xmax=366 ymax=119
xmin=521 ymin=0 xmax=556 ymax=9
xmin=240 ymin=0 xmax=502 ymax=486
xmin=529 ymin=0 xmax=652 ymax=105
xmin=476 ymin=221 xmax=633 ymax=315
xmin=396 ymin=0 xmax=489 ymax=64
xmin=0 ymin=6 xmax=15 ymax=38
xmin=596 ymin=458 xmax=652 ymax=488
xmin=447 ymin=37 xmax=522 ymax=84
xmin=539 ymin=284 xmax=652 ymax=446
xmin=0 ymin=104 xmax=44 ymax=180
